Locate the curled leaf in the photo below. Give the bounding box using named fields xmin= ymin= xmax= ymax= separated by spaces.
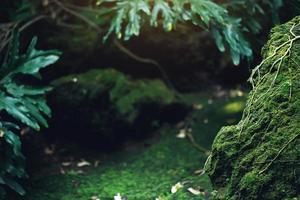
xmin=77 ymin=160 xmax=91 ymax=167
xmin=187 ymin=187 xmax=201 ymax=195
xmin=171 ymin=182 xmax=183 ymax=194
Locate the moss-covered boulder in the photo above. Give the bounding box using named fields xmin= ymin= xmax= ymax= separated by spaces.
xmin=205 ymin=17 xmax=300 ymax=199
xmin=47 ymin=69 xmax=187 ymax=146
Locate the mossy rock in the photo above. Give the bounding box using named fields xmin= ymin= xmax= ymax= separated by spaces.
xmin=205 ymin=17 xmax=300 ymax=199
xmin=47 ymin=69 xmax=187 ymax=146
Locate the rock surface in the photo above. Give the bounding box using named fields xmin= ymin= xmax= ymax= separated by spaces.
xmin=206 ymin=16 xmax=300 ymax=200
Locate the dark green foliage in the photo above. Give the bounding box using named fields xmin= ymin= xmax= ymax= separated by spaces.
xmin=3 ymin=0 xmax=294 ymax=66
xmin=48 ymin=69 xmax=182 ymax=145
xmin=226 ymin=0 xmax=283 ymax=26
xmin=279 ymin=0 xmax=300 ymax=23
xmin=205 ymin=16 xmax=300 ymax=200
xmin=99 ymin=0 xmax=287 ymax=65
xmin=0 ymin=0 xmax=35 ymax=22
xmin=102 ymin=0 xmax=253 ymax=65
xmin=0 ymin=32 xmax=60 ymax=197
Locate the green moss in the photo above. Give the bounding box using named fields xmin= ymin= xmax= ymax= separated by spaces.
xmin=20 ymin=126 xmax=211 ymax=200
xmin=52 ymin=69 xmax=174 ymax=122
xmin=10 ymin=91 xmax=245 ymax=200
xmin=206 ymin=16 xmax=300 ymax=200
xmin=48 ymin=69 xmax=178 ymax=143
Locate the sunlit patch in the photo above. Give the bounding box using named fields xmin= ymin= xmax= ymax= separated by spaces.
xmin=222 ymin=101 xmax=245 ymax=114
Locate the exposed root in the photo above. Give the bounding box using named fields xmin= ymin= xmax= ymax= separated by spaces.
xmin=249 ymin=23 xmax=300 ymax=88
xmin=259 ymin=133 xmax=300 ymax=174
xmin=186 ymin=132 xmax=210 ymax=155
xmin=239 ymin=23 xmax=300 ymax=137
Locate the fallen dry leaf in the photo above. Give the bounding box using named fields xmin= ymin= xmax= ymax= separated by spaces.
xmin=192 ymin=104 xmax=204 ymax=110
xmin=171 ymin=182 xmax=183 ymax=194
xmin=176 ymin=129 xmax=187 ymax=139
xmin=0 ymin=130 xmax=4 ymax=138
xmin=90 ymin=196 xmax=100 ymax=200
xmin=187 ymin=187 xmax=201 ymax=195
xmin=77 ymin=160 xmax=91 ymax=167
xmin=114 ymin=193 xmax=123 ymax=200
xmin=193 ymin=169 xmax=204 ymax=175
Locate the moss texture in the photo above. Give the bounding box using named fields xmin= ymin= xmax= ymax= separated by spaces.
xmin=20 ymin=127 xmax=211 ymax=200
xmin=47 ymin=69 xmax=183 ymax=145
xmin=206 ymin=17 xmax=300 ymax=200
xmin=8 ymin=91 xmax=245 ymax=200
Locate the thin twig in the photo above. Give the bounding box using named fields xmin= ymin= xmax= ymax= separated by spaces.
xmin=0 ymin=15 xmax=46 ymax=53
xmin=51 ymin=0 xmax=102 ymax=32
xmin=113 ymin=39 xmax=182 ymax=99
xmin=20 ymin=15 xmax=47 ymax=32
xmin=256 ymin=159 xmax=300 ymax=164
xmin=240 ymin=23 xmax=300 ymax=135
xmin=259 ymin=133 xmax=300 ymax=174
xmin=186 ymin=132 xmax=210 ymax=155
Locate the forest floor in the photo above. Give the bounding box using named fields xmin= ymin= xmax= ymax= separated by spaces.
xmin=11 ymin=89 xmax=246 ymax=200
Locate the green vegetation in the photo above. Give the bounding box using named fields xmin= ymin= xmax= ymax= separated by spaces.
xmin=52 ymin=69 xmax=174 ymax=123
xmin=0 ymin=32 xmax=60 ymax=197
xmin=1 ymin=0 xmax=300 ymax=199
xmin=206 ymin=16 xmax=300 ymax=200
xmin=22 ymin=127 xmax=211 ymax=200
xmin=13 ymin=93 xmax=245 ymax=200
xmin=102 ymin=0 xmax=254 ymax=65
xmin=1 ymin=0 xmax=291 ymax=65
xmin=48 ymin=69 xmax=179 ymax=144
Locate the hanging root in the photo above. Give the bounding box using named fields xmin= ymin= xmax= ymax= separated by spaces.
xmin=249 ymin=23 xmax=300 ymax=89
xmin=259 ymin=133 xmax=300 ymax=174
xmin=239 ymin=23 xmax=300 ymax=137
xmin=240 ymin=22 xmax=300 ymax=174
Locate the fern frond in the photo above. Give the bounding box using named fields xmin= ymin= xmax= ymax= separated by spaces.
xmin=0 ymin=31 xmax=60 ymax=196
xmin=102 ymin=0 xmax=252 ymax=65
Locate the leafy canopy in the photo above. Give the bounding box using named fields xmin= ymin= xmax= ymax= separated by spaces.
xmin=1 ymin=0 xmax=287 ymax=65
xmin=102 ymin=0 xmax=252 ymax=65
xmin=100 ymin=0 xmax=284 ymax=65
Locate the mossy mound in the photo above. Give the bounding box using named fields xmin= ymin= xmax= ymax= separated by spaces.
xmin=47 ymin=69 xmax=186 ymax=146
xmin=205 ymin=17 xmax=300 ymax=199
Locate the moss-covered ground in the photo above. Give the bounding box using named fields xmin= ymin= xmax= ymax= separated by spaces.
xmin=10 ymin=91 xmax=246 ymax=200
